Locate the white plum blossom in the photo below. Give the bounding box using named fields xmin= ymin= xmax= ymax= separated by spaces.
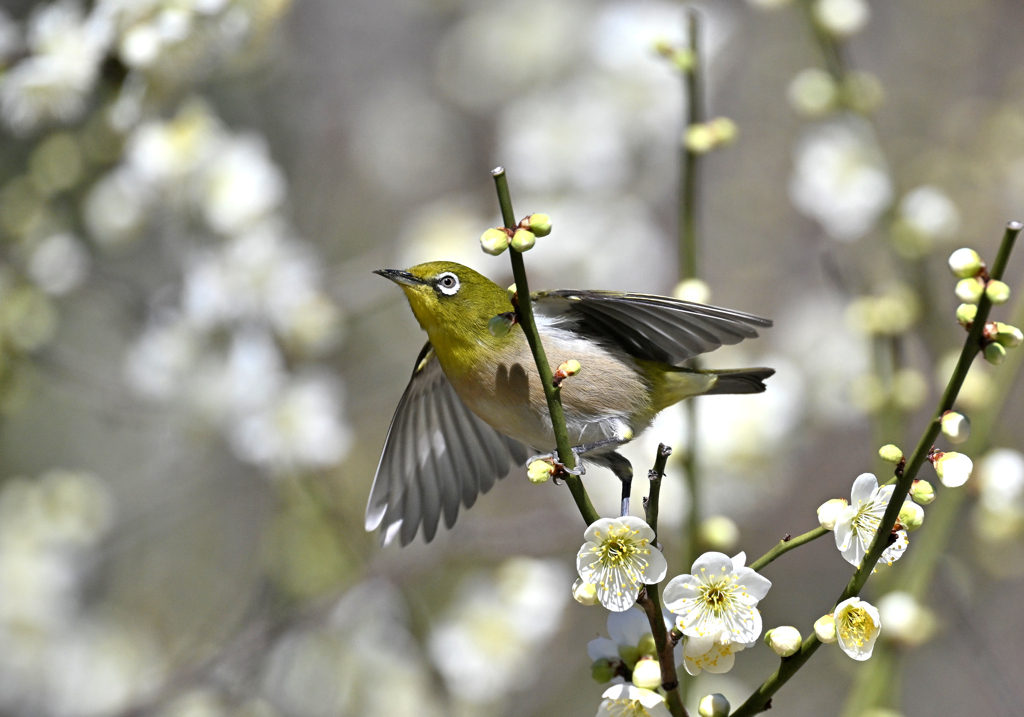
xmin=577 ymin=516 xmax=667 ymax=612
xmin=596 ymin=683 xmax=671 ymax=717
xmin=201 ymin=134 xmax=286 ymax=234
xmin=833 ymin=473 xmax=910 ymax=568
xmin=900 ymin=186 xmax=960 ymax=242
xmin=28 ymin=233 xmax=90 ymax=296
xmin=933 ymin=451 xmax=973 ymax=488
xmin=663 ymin=551 xmax=771 ymax=646
xmin=587 ymin=606 xmax=680 ymax=675
xmin=790 ymin=118 xmax=893 ymax=242
xmin=833 ymin=597 xmax=881 ymax=660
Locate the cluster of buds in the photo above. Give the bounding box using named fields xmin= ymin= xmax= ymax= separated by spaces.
xmin=949 ymin=248 xmax=1019 ymax=365
xmin=588 ymin=632 xmax=660 ymax=686
xmin=479 ymin=213 xmax=552 ymax=256
xmin=684 ymin=117 xmax=738 ymax=154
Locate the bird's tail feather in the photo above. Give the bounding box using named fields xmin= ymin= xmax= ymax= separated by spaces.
xmin=703 ymin=367 xmax=775 ymax=395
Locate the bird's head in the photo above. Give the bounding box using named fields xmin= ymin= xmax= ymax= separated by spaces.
xmin=375 ymin=261 xmax=513 ymax=348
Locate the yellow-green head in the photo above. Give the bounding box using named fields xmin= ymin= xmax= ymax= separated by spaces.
xmin=375 ymin=261 xmax=513 ymax=359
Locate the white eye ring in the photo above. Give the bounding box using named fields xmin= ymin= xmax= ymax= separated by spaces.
xmin=436 ymin=272 xmax=460 ymax=296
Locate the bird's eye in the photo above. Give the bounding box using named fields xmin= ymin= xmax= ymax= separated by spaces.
xmin=436 ymin=272 xmax=460 ymax=296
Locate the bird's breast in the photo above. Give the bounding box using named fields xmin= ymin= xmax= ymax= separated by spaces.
xmin=440 ymin=320 xmax=653 ymax=450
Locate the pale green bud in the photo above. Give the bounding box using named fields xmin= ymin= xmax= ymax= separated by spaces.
xmin=510 ymin=228 xmax=536 ymax=252
xmin=955 ymin=277 xmax=985 ymax=304
xmin=699 ymin=515 xmax=740 ymax=551
xmin=994 ymin=323 xmax=1023 ymax=348
xmin=527 ymin=213 xmax=552 ymax=237
xmin=955 ymin=303 xmax=978 ymax=325
xmin=631 ymin=658 xmax=662 ymax=690
xmin=673 ymin=278 xmax=711 ymax=304
xmin=590 ymin=658 xmax=614 ymax=683
xmin=708 ymin=117 xmax=738 ymax=146
xmin=684 ymin=124 xmax=716 ymax=153
xmin=984 ymin=341 xmax=1007 ymax=365
xmin=813 ymin=614 xmax=838 ymax=643
xmin=673 ymin=49 xmax=695 ymax=71
xmin=940 ymin=411 xmax=970 ymax=444
xmin=506 ymin=283 xmax=517 ymax=300
xmin=910 ymin=479 xmax=935 ymax=505
xmin=788 ymin=67 xmax=837 ymax=117
xmin=817 ymin=498 xmax=848 ymax=531
xmin=557 ymin=359 xmax=581 ymax=377
xmin=488 ymin=313 xmax=513 ymax=338
xmin=698 ymin=693 xmax=730 ymax=717
xmin=480 ymin=228 xmax=509 ymax=255
xmin=814 ymin=0 xmax=870 ymax=38
xmin=986 ymin=280 xmax=1011 ymax=305
xmin=898 ymin=501 xmax=925 ymax=531
xmin=572 ymin=577 xmax=598 ymax=606
xmin=879 ymin=444 xmax=903 ymax=464
xmin=527 ymin=459 xmax=554 ymax=484
xmin=617 ymin=644 xmax=640 ymax=670
xmin=765 ymin=626 xmax=802 ymax=657
xmin=637 ymin=633 xmax=658 ymax=659
xmin=948 ymin=248 xmax=983 ymax=278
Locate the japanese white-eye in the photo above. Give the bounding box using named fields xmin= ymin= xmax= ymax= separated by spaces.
xmin=367 ymin=261 xmax=774 ymax=546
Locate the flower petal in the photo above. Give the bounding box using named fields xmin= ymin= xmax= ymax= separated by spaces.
xmin=662 ymin=574 xmax=701 ymax=609
xmin=642 ymin=545 xmax=668 ymax=584
xmin=735 ymin=568 xmax=772 ymax=601
xmin=588 ymin=637 xmax=620 ymax=662
xmin=689 ymin=551 xmax=734 ymax=582
xmin=607 ymin=607 xmax=651 ymax=646
xmin=577 ymin=542 xmax=601 ymax=579
xmin=731 ymin=551 xmax=747 ymax=569
xmin=618 ymin=515 xmax=657 ymax=543
xmin=850 ymin=472 xmax=879 ymax=504
xmin=584 ymin=517 xmax=617 ymax=545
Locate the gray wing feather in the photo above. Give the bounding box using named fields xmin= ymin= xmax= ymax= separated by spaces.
xmin=535 ymin=290 xmax=771 ymax=365
xmin=365 ymin=343 xmax=526 ymax=546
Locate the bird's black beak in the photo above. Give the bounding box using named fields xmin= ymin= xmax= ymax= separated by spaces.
xmin=374 ymin=269 xmax=428 ymax=287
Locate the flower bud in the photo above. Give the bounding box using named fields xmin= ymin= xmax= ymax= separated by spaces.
xmin=879 ymin=444 xmax=903 ymax=464
xmin=708 ymin=117 xmax=738 ymax=146
xmin=984 ymin=341 xmax=1006 ymax=365
xmin=955 ymin=277 xmax=985 ymax=304
xmin=947 ymin=248 xmax=983 ymax=278
xmin=898 ymin=501 xmax=924 ymax=531
xmin=510 ymin=228 xmax=536 ymax=252
xmin=994 ymin=323 xmax=1023 ymax=348
xmin=617 ymin=644 xmax=640 ymax=670
xmin=527 ymin=213 xmax=552 ymax=237
xmin=684 ymin=124 xmax=716 ymax=153
xmin=814 ymin=0 xmax=870 ymax=38
xmin=956 ymin=303 xmax=977 ymax=326
xmin=813 ymin=614 xmax=838 ymax=643
xmin=573 ymin=577 xmax=598 ymax=606
xmin=670 ymin=48 xmax=695 ymax=71
xmin=590 ymin=658 xmax=615 ymax=683
xmin=788 ymin=68 xmax=838 ymax=118
xmin=673 ymin=278 xmax=711 ymax=304
xmin=698 ymin=693 xmax=730 ymax=717
xmin=910 ymin=479 xmax=935 ymax=505
xmin=488 ymin=313 xmax=514 ymax=338
xmin=933 ymin=451 xmax=973 ymax=488
xmin=506 ymin=283 xmax=517 ymax=300
xmin=637 ymin=633 xmax=658 ymax=659
xmin=940 ymin=411 xmax=970 ymax=444
xmin=817 ymin=498 xmax=848 ymax=530
xmin=765 ymin=626 xmax=802 ymax=657
xmin=986 ymin=280 xmax=1011 ymax=305
xmin=480 ymin=227 xmax=509 ymax=255
xmin=527 ymin=459 xmax=555 ymax=484
xmin=631 ymin=658 xmax=662 ymax=690
xmin=699 ymin=515 xmax=740 ymax=552
xmin=556 ymin=359 xmax=582 ymax=379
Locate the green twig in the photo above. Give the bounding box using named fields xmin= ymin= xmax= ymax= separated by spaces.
xmin=731 ymin=222 xmax=1020 ymax=717
xmin=750 ymin=527 xmax=829 ymax=572
xmin=638 ymin=442 xmax=688 ymax=717
xmin=490 ymin=167 xmax=600 ymax=526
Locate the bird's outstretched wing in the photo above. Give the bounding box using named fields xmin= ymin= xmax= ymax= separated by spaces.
xmin=534 ymin=290 xmax=772 ymax=366
xmin=365 ymin=342 xmax=527 ymax=546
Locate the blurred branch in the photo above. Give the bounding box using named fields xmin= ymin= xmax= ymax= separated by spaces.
xmin=732 ymin=222 xmax=1021 ymax=717
xmin=491 ymin=167 xmax=599 ymax=526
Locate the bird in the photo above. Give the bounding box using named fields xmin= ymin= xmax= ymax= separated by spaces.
xmin=366 ymin=261 xmax=774 ymax=546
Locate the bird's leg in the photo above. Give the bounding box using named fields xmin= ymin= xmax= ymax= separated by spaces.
xmin=600 ymin=452 xmax=634 ymax=517
xmin=525 ymin=451 xmax=585 ymax=477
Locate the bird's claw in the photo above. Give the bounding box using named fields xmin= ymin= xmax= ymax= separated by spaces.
xmin=526 ymin=451 xmax=585 ymax=482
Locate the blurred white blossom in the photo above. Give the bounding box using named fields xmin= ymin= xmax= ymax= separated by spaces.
xmin=899 ymin=186 xmax=959 ymax=241
xmin=790 ymin=118 xmax=893 ymax=241
xmin=201 ymin=135 xmax=285 ymax=234
xmin=428 ymin=558 xmax=569 ymax=704
xmin=28 ymin=233 xmax=90 ymax=295
xmin=0 ymin=1 xmax=111 ymax=133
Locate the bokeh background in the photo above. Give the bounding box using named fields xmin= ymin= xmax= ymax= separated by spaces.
xmin=0 ymin=0 xmax=1022 ymax=716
